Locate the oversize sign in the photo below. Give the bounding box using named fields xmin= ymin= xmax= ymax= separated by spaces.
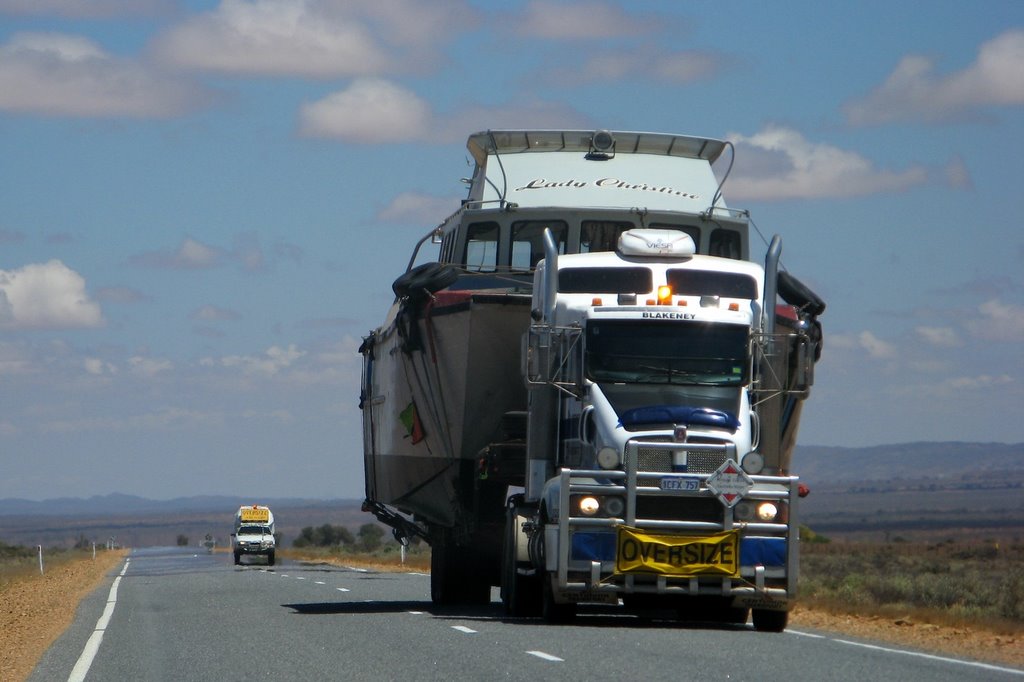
xmin=615 ymin=527 xmax=739 ymax=577
xmin=240 ymin=507 xmax=270 ymax=522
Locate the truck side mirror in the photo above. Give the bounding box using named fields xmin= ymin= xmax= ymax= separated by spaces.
xmin=791 ymin=336 xmax=814 ymax=392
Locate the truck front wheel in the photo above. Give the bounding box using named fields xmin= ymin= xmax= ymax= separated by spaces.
xmin=233 ymin=552 xmax=241 ymax=565
xmin=501 ymin=505 xmax=541 ymax=617
xmin=752 ymin=608 xmax=788 ymax=632
xmin=541 ymin=573 xmax=576 ymax=623
xmin=267 ymin=551 xmax=275 ymax=566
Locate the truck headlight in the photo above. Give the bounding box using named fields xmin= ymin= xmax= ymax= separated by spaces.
xmin=756 ymin=502 xmax=779 ymax=522
xmin=597 ymin=446 xmax=620 ymax=469
xmin=571 ymin=495 xmax=624 ymax=518
xmin=578 ymin=496 xmax=600 ymax=516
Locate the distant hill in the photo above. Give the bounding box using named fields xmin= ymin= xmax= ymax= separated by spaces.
xmin=2 ymin=442 xmax=1021 ymax=546
xmin=0 ymin=493 xmax=356 ymax=517
xmin=793 ymin=441 xmax=1024 ymax=485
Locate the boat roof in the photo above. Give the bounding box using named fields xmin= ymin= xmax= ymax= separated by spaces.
xmin=466 ymin=130 xmax=729 ymax=165
xmin=464 ymin=130 xmax=729 ymax=213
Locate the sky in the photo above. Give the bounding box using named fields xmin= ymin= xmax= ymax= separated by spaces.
xmin=0 ymin=1 xmax=1021 ymax=502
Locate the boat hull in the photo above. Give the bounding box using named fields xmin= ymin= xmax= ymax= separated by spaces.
xmin=362 ymin=289 xmax=531 ymax=528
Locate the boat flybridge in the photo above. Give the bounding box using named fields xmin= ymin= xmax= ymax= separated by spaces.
xmin=402 ymin=129 xmax=754 ymax=288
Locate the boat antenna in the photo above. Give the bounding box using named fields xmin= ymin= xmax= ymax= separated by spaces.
xmin=710 ymin=140 xmax=735 ymax=211
xmin=487 ymin=130 xmax=509 ymax=207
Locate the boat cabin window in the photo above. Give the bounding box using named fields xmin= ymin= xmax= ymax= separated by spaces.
xmin=440 ymin=230 xmax=456 ymax=263
xmin=560 ymin=267 xmax=652 ymax=293
xmin=511 ymin=220 xmax=567 ymax=270
xmin=709 ymin=229 xmax=742 ymax=259
xmin=667 ymin=269 xmax=757 ymax=299
xmin=580 ymin=221 xmax=635 ymax=253
xmin=463 ymin=221 xmax=500 ymax=272
xmin=650 ymin=223 xmax=700 ymax=249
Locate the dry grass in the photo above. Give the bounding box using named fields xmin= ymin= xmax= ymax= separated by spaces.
xmin=800 ymin=540 xmax=1024 ymax=635
xmin=0 ymin=547 xmax=127 ymax=682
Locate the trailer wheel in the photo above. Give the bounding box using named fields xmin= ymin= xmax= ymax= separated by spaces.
xmin=752 ymin=608 xmax=788 ymax=632
xmin=501 ymin=505 xmax=541 ymax=617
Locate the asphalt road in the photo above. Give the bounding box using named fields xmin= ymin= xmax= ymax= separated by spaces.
xmin=30 ymin=546 xmax=1023 ymax=681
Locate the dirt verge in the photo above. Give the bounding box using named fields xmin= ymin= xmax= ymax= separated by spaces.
xmin=1 ymin=550 xmax=126 ymax=682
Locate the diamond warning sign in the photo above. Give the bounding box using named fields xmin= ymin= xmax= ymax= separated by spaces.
xmin=706 ymin=459 xmax=752 ymax=508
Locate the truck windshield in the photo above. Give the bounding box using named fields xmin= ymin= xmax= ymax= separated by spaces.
xmin=586 ymin=320 xmax=748 ymax=386
xmin=238 ymin=525 xmax=268 ymax=535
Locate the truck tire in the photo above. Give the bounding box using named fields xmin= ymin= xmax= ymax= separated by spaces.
xmin=541 ymin=572 xmax=576 ymax=623
xmin=752 ymin=608 xmax=788 ymax=632
xmin=233 ymin=552 xmax=240 ymax=566
xmin=501 ymin=505 xmax=541 ymax=617
xmin=430 ymin=535 xmax=490 ymax=606
xmin=267 ymin=551 xmax=275 ymax=566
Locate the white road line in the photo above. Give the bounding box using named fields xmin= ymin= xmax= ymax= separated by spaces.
xmin=787 ymin=629 xmax=826 ymax=639
xmin=451 ymin=625 xmax=477 ymax=634
xmin=407 ymin=572 xmax=428 ymax=576
xmin=527 ymin=651 xmax=564 ymax=662
xmin=314 ymin=581 xmax=326 ymax=585
xmin=295 ymin=576 xmax=305 ymax=580
xmin=345 ymin=566 xmax=369 ymax=572
xmin=407 ymin=611 xmax=423 ymax=615
xmin=832 ymin=638 xmax=1024 ymax=676
xmin=337 ymin=587 xmax=350 ymax=592
xmin=67 ymin=558 xmax=130 ymax=682
xmin=788 ymin=630 xmax=1023 ymax=676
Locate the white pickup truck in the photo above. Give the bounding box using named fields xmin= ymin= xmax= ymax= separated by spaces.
xmin=232 ymin=505 xmax=276 ymax=566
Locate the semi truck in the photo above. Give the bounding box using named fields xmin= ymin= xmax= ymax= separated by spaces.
xmin=232 ymin=504 xmax=276 ymax=566
xmin=359 ymin=130 xmax=824 ymax=630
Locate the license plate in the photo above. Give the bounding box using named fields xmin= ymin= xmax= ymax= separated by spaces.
xmin=615 ymin=527 xmax=739 ymax=577
xmin=660 ymin=476 xmax=700 ymax=492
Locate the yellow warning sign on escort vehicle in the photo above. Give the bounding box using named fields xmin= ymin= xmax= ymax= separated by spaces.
xmin=615 ymin=527 xmax=739 ymax=577
xmin=239 ymin=506 xmax=270 ymax=523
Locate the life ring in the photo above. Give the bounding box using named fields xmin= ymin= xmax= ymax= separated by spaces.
xmin=777 ymin=271 xmax=826 ymax=316
xmin=392 ymin=262 xmax=458 ymax=299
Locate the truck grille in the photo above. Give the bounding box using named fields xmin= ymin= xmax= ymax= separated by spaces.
xmin=635 ymin=438 xmax=728 ymax=474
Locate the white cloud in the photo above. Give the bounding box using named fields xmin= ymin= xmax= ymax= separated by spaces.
xmin=0 ymin=0 xmax=174 ymax=17
xmin=515 ymin=1 xmax=655 ymax=39
xmin=972 ymin=299 xmax=1024 ymax=342
xmin=152 ymin=0 xmax=475 ymax=78
xmin=299 ymin=78 xmax=431 ymax=142
xmin=300 ymin=78 xmax=589 ymax=143
xmin=915 ymin=326 xmax=962 ymax=348
xmin=0 ymin=32 xmax=210 ymax=118
xmin=0 ymin=260 xmax=103 ymax=330
xmin=192 ymin=305 xmax=241 ymax=322
xmin=377 ymin=192 xmax=461 ymax=224
xmin=844 ymin=29 xmax=1024 ymax=126
xmin=216 ymin=344 xmax=307 ymax=376
xmin=726 ymin=126 xmax=928 ymax=200
xmin=132 ymin=237 xmax=222 ymax=270
xmin=44 ymin=407 xmax=224 ymax=433
xmin=944 ymin=374 xmax=1014 ymax=391
xmin=858 ymin=331 xmax=897 ymax=360
xmin=546 ymin=48 xmax=722 ymax=86
xmin=84 ymin=357 xmax=117 ymax=375
xmin=128 ymin=356 xmax=173 ymax=377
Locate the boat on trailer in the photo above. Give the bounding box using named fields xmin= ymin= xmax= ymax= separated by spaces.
xmin=359 ymin=130 xmax=822 ymax=596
